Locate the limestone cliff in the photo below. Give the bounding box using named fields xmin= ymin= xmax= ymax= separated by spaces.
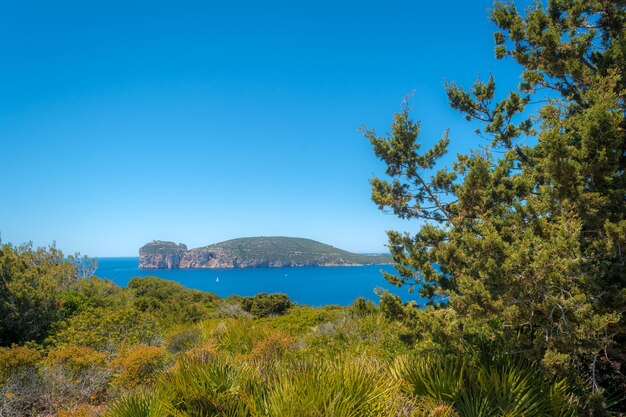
xmin=139 ymin=241 xmax=187 ymax=269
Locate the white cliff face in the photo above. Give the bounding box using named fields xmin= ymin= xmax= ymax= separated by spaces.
xmin=179 ymin=248 xmax=229 ymax=268
xmin=138 ymin=241 xmax=187 ymax=269
xmin=138 ymin=252 xmax=182 ymax=268
xmin=140 ymin=248 xmax=371 ymax=269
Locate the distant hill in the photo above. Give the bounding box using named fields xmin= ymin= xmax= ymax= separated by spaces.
xmin=139 ymin=237 xmax=391 ymax=269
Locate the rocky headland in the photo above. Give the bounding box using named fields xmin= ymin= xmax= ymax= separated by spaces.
xmin=139 ymin=237 xmax=391 ymax=269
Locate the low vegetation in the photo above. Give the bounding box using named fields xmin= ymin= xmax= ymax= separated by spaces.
xmin=0 ymin=242 xmax=623 ymax=416
xmin=204 ymin=236 xmax=392 ymax=265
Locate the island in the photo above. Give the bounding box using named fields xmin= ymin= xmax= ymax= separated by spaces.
xmin=138 ymin=236 xmax=392 ymax=269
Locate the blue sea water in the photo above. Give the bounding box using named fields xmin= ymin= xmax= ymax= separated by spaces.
xmin=95 ymin=257 xmax=422 ymax=307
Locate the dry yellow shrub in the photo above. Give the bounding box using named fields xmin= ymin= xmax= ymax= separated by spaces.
xmin=113 ymin=344 xmax=166 ymax=387
xmin=251 ymin=330 xmax=295 ymax=362
xmin=0 ymin=345 xmax=42 ymax=380
xmin=46 ymin=345 xmax=107 ymax=373
xmin=182 ymin=339 xmax=219 ymax=363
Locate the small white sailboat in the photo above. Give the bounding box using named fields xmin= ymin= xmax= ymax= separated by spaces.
xmin=216 ymin=276 xmax=219 ymax=283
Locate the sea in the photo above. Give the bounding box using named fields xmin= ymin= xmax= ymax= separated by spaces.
xmin=95 ymin=257 xmax=423 ymax=307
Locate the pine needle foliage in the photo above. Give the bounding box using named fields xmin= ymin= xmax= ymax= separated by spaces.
xmin=364 ymin=0 xmax=625 ymax=406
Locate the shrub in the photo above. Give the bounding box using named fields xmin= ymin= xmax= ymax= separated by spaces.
xmin=390 ymin=354 xmax=575 ymax=417
xmin=351 ymin=297 xmax=377 ymax=316
xmin=182 ymin=340 xmax=219 ymax=363
xmin=0 ymin=367 xmax=44 ymax=417
xmin=159 ymin=355 xmax=252 ymax=416
xmin=267 ymin=305 xmax=344 ymax=334
xmin=103 ymin=391 xmax=164 ymax=417
xmin=216 ymin=302 xmax=253 ymax=319
xmin=263 ymin=356 xmax=395 ymax=417
xmin=48 ymin=307 xmax=160 ymax=352
xmin=113 ymin=345 xmax=167 ymax=388
xmin=57 ymin=290 xmax=92 ymax=318
xmin=129 ymin=276 xmax=218 ymax=325
xmin=334 ymin=314 xmax=413 ymax=361
xmin=241 ymin=293 xmax=292 ymax=318
xmin=251 ymin=330 xmax=295 ymax=362
xmin=0 ymin=242 xmax=78 ymax=345
xmin=0 ymin=345 xmax=42 ymax=382
xmin=46 ymin=344 xmax=107 ymax=373
xmin=43 ymin=345 xmax=111 ymax=409
xmin=0 ymin=345 xmax=110 ymax=417
xmin=165 ymin=327 xmax=201 ymax=353
xmin=212 ymin=319 xmax=270 ymax=355
xmin=73 ymin=276 xmax=128 ymax=309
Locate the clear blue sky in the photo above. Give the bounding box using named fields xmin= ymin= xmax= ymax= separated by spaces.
xmin=0 ymin=0 xmax=527 ymax=256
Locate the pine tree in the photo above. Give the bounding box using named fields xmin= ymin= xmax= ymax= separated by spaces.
xmin=365 ymin=0 xmax=625 ymax=404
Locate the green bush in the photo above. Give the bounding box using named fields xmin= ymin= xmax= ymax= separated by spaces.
xmin=48 ymin=307 xmax=160 ymax=352
xmin=129 ymin=276 xmax=218 ymax=325
xmin=241 ymin=293 xmax=292 ymax=318
xmin=351 ymin=297 xmax=377 ymax=316
xmin=159 ymin=355 xmax=252 ymax=416
xmin=0 ymin=243 xmax=77 ymax=345
xmin=263 ymin=356 xmax=395 ymax=417
xmin=266 ymin=305 xmax=344 ymax=334
xmin=211 ymin=319 xmax=270 ymax=355
xmin=0 ymin=345 xmax=42 ymax=383
xmin=73 ymin=276 xmax=129 ymax=309
xmin=165 ymin=327 xmax=201 ymax=353
xmin=103 ymin=391 xmax=164 ymax=417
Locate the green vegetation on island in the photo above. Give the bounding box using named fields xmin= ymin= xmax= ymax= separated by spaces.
xmin=138 ymin=241 xmax=187 ymax=256
xmin=205 ymin=236 xmax=391 ymax=265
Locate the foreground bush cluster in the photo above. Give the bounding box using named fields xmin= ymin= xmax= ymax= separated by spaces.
xmin=0 ymin=290 xmax=577 ymax=416
xmin=2 ymin=243 xmax=623 ymax=417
